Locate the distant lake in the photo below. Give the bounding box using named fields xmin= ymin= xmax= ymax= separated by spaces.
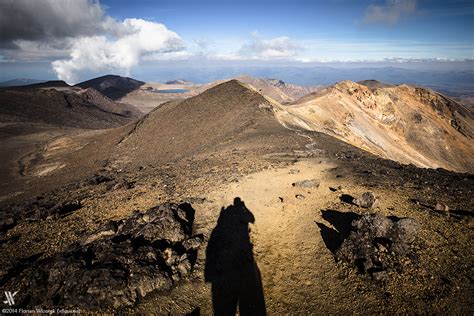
xmin=153 ymin=89 xmax=190 ymax=93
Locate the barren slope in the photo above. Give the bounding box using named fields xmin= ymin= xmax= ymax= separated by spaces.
xmin=0 ymin=87 xmax=141 ymax=129
xmin=0 ymin=86 xmax=142 ymax=197
xmin=280 ymin=80 xmax=474 ymax=172
xmin=116 ymin=79 xmax=297 ymax=164
xmin=0 ymin=80 xmax=304 ymax=199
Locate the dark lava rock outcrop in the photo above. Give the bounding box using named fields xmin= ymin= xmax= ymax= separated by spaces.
xmin=353 ymin=192 xmax=377 ymax=208
xmin=1 ymin=203 xmax=203 ymax=309
xmin=336 ymin=214 xmax=419 ymax=280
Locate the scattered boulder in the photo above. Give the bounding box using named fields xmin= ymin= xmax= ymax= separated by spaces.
xmin=435 ymin=202 xmax=449 ymax=212
xmin=353 ymin=192 xmax=377 ymax=208
xmin=1 ymin=200 xmax=82 ymax=230
xmin=2 ymin=203 xmax=203 ymax=309
xmin=289 ymin=169 xmax=300 ymax=174
xmin=45 ymin=200 xmax=82 ymax=219
xmin=87 ymin=174 xmax=113 ymax=185
xmin=412 ymin=111 xmax=423 ymax=124
xmin=0 ymin=217 xmax=16 ymax=233
xmin=335 ymin=214 xmax=420 ymax=279
xmin=295 ymin=194 xmax=305 ymax=200
xmin=106 ymin=178 xmax=134 ymax=191
xmin=292 ymin=179 xmax=320 ymax=188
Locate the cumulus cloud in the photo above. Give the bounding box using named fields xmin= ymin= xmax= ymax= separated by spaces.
xmin=0 ymin=0 xmax=185 ymax=83
xmin=4 ymin=39 xmax=73 ymax=61
xmin=52 ymin=19 xmax=184 ymax=83
xmin=363 ymin=0 xmax=417 ymax=25
xmin=239 ymin=34 xmax=301 ymax=59
xmin=0 ymin=0 xmax=120 ymax=46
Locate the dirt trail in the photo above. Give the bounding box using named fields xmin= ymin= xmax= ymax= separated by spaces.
xmin=207 ymin=159 xmax=340 ymax=313
xmin=136 ymin=155 xmax=367 ymax=314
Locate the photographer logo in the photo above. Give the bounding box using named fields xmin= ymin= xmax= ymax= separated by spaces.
xmin=3 ymin=291 xmax=17 ymax=306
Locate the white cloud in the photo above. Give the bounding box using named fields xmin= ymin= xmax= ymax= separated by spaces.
xmin=0 ymin=0 xmax=185 ymax=83
xmin=193 ymin=38 xmax=212 ymax=50
xmin=239 ymin=34 xmax=301 ymax=59
xmin=144 ymin=50 xmax=194 ymax=61
xmin=363 ymin=0 xmax=417 ymax=25
xmin=52 ymin=19 xmax=184 ymax=83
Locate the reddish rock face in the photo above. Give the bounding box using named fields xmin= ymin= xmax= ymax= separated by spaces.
xmin=280 ymin=80 xmax=474 ymax=172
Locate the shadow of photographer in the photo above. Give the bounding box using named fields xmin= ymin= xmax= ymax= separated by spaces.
xmin=205 ymin=197 xmax=266 ymax=315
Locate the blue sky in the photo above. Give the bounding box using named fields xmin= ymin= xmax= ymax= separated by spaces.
xmin=100 ymin=0 xmax=474 ymax=60
xmin=0 ymin=0 xmax=472 ymax=82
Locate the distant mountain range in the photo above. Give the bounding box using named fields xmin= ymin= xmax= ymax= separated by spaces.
xmin=165 ymin=79 xmax=193 ymax=85
xmin=135 ymin=65 xmax=474 ymax=97
xmin=3 ymin=64 xmax=473 ymax=98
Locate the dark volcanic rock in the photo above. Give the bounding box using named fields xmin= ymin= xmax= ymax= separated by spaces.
xmin=0 ymin=217 xmax=16 ymax=233
xmin=2 ymin=203 xmax=203 ymax=309
xmin=335 ymin=214 xmax=419 ymax=279
xmin=353 ymin=192 xmax=377 ymax=208
xmin=106 ymin=178 xmax=134 ymax=191
xmin=0 ymin=200 xmax=82 ymax=233
xmin=45 ymin=200 xmax=82 ymax=219
xmin=87 ymin=174 xmax=113 ymax=185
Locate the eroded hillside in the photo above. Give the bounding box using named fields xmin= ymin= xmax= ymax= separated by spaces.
xmin=277 ymin=80 xmax=474 ymax=172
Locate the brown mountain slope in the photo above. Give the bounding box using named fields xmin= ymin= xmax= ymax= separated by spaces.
xmin=0 ymin=85 xmax=142 ymax=199
xmin=0 ymin=87 xmax=141 ymax=129
xmin=279 ymin=80 xmax=474 ymax=172
xmin=116 ymin=79 xmax=299 ymax=164
xmin=0 ymin=79 xmax=304 ymax=197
